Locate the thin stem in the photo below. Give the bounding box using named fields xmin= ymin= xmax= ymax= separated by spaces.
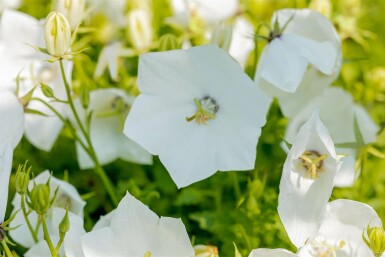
xmin=59 ymin=59 xmax=119 ymax=206
xmin=1 ymin=240 xmax=14 ymax=257
xmin=230 ymin=172 xmax=241 ymax=201
xmin=40 ymin=215 xmax=58 ymax=257
xmin=30 ymin=97 xmax=90 ymax=155
xmin=20 ymin=194 xmax=38 ymax=243
xmin=55 ymin=237 xmax=64 ymax=253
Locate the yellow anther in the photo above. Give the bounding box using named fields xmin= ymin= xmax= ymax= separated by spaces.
xmin=143 ymin=251 xmax=152 ymax=257
xmin=299 ymin=150 xmax=328 ymax=179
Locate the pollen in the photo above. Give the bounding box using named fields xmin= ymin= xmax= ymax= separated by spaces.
xmin=299 ymin=150 xmax=328 ymax=179
xmin=186 ymin=96 xmax=219 ymax=125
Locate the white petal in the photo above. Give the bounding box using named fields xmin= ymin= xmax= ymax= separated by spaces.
xmin=249 ymin=248 xmax=298 ymax=257
xmin=81 ymin=192 xmax=194 ymax=257
xmin=193 ymin=0 xmax=239 ymax=23
xmin=0 ymin=143 xmax=13 ymax=222
xmin=278 ymin=111 xmax=338 ymax=248
xmin=333 ymin=152 xmax=356 ymax=187
xmin=317 ymin=199 xmax=381 ymax=257
xmin=229 ymin=17 xmax=254 ymax=67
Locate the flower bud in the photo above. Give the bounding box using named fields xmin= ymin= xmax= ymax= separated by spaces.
xmin=30 ymin=184 xmax=51 ymax=215
xmin=363 ymin=225 xmax=385 ymax=256
xmin=44 ymin=11 xmax=72 ymax=57
xmin=210 ymin=23 xmax=232 ymax=52
xmin=40 ymin=83 xmax=55 ymax=98
xmin=55 ymin=0 xmax=85 ymax=30
xmin=15 ymin=162 xmax=31 ymax=195
xmin=158 ymin=34 xmax=180 ymax=52
xmin=127 ymin=9 xmax=153 ymax=53
xmin=59 ymin=208 xmax=70 ymax=239
xmin=194 ymin=245 xmax=219 ymax=257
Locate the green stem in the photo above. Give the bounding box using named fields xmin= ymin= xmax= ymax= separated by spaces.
xmin=59 ymin=59 xmax=119 ymax=206
xmin=230 ymin=172 xmax=241 ymax=201
xmin=1 ymin=240 xmax=14 ymax=257
xmin=20 ymin=194 xmax=38 ymax=243
xmin=55 ymin=237 xmax=64 ymax=253
xmin=40 ymin=215 xmax=58 ymax=257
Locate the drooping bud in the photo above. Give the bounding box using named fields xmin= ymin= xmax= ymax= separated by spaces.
xmin=194 ymin=245 xmax=219 ymax=257
xmin=55 ymin=0 xmax=86 ymax=30
xmin=58 ymin=208 xmax=70 ymax=239
xmin=15 ymin=161 xmax=31 ymax=195
xmin=44 ymin=11 xmax=72 ymax=57
xmin=210 ymin=23 xmax=232 ymax=52
xmin=30 ymin=183 xmax=51 ymax=215
xmin=363 ymin=225 xmax=385 ymax=257
xmin=127 ymin=9 xmax=153 ymax=53
xmin=158 ymin=34 xmax=180 ymax=52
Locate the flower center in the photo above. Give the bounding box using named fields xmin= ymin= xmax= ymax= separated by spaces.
xmin=299 ymin=150 xmax=328 ymax=179
xmin=310 ymin=240 xmax=345 ymax=257
xmin=143 ymin=251 xmax=152 ymax=257
xmin=186 ymin=96 xmax=219 ymax=125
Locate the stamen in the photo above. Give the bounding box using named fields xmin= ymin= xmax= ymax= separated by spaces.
xmin=143 ymin=251 xmax=152 ymax=257
xmin=299 ymin=150 xmax=328 ymax=179
xmin=186 ymin=96 xmax=219 ymax=125
xmin=310 ymin=240 xmax=345 ymax=257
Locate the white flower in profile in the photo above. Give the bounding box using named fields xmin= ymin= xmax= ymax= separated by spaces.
xmin=256 ymin=8 xmax=340 ymax=93
xmin=10 ymin=170 xmax=86 ymax=248
xmin=81 ymin=192 xmax=195 ymax=257
xmin=170 ymin=0 xmax=239 ymax=26
xmin=24 ymin=208 xmax=86 ymax=257
xmin=278 ymin=111 xmax=339 ymax=247
xmin=124 ymin=45 xmax=271 ymax=188
xmin=256 ymin=9 xmax=341 ymax=117
xmin=94 ymin=42 xmax=134 ymax=81
xmin=251 ymin=199 xmax=381 ymax=257
xmin=0 ymin=90 xmax=24 ymax=223
xmin=228 ymin=17 xmax=255 ymax=68
xmin=72 ymin=88 xmax=152 ymax=169
xmin=285 ymin=87 xmax=378 ymax=187
xmin=0 ymin=9 xmax=73 ymax=151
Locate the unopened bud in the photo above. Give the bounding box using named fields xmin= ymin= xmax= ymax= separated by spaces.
xmin=30 ymin=184 xmax=51 ymax=215
xmin=59 ymin=208 xmax=70 ymax=239
xmin=158 ymin=34 xmax=180 ymax=51
xmin=127 ymin=9 xmax=153 ymax=53
xmin=15 ymin=161 xmax=31 ymax=195
xmin=194 ymin=245 xmax=219 ymax=257
xmin=55 ymin=0 xmax=86 ymax=30
xmin=44 ymin=11 xmax=72 ymax=57
xmin=363 ymin=225 xmax=385 ymax=256
xmin=40 ymin=83 xmax=55 ymax=98
xmin=210 ymin=23 xmax=232 ymax=52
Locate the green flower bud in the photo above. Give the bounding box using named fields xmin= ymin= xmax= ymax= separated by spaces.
xmin=40 ymin=83 xmax=55 ymax=98
xmin=363 ymin=225 xmax=385 ymax=256
xmin=55 ymin=0 xmax=86 ymax=30
xmin=30 ymin=184 xmax=51 ymax=215
xmin=44 ymin=11 xmax=72 ymax=57
xmin=15 ymin=162 xmax=31 ymax=195
xmin=158 ymin=34 xmax=180 ymax=52
xmin=59 ymin=208 xmax=70 ymax=239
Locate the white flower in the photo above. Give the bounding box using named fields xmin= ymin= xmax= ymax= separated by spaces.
xmin=255 ymin=9 xmax=341 ymax=118
xmin=0 ymin=9 xmax=74 ymax=151
xmin=72 ymin=88 xmax=152 ymax=169
xmin=251 ymin=199 xmax=381 ymax=257
xmin=44 ymin=11 xmax=72 ymax=57
xmin=10 ymin=170 xmax=86 ymax=248
xmin=55 ymin=0 xmax=86 ymax=30
xmin=0 ymin=90 xmax=24 ymax=222
xmin=124 ymin=45 xmax=271 ymax=188
xmin=170 ymin=0 xmax=239 ymax=26
xmin=285 ymin=87 xmax=378 ymax=187
xmin=24 ymin=208 xmax=86 ymax=257
xmin=127 ymin=9 xmax=153 ymax=53
xmin=228 ymin=17 xmax=255 ymax=68
xmin=87 ymin=0 xmax=127 ymax=27
xmin=256 ymin=8 xmax=340 ymax=93
xmin=278 ymin=111 xmax=339 ymax=247
xmin=94 ymin=42 xmax=134 ymax=81
xmin=80 ymin=192 xmax=195 ymax=257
